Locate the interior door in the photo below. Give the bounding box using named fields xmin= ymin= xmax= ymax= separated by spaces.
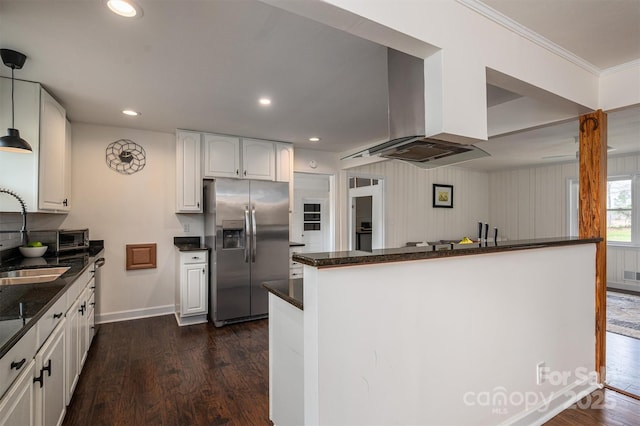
xmin=300 ymin=199 xmax=328 ymax=252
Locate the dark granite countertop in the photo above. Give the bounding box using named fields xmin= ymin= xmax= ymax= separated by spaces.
xmin=174 ymin=236 xmax=210 ymax=252
xmin=289 ymin=242 xmax=305 ymax=247
xmin=292 ymin=237 xmax=601 ymax=268
xmin=0 ymin=242 xmax=105 ymax=359
xmin=263 ymin=279 xmax=303 ymax=310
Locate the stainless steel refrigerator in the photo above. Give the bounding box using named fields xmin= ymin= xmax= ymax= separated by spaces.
xmin=204 ymin=178 xmax=289 ymax=327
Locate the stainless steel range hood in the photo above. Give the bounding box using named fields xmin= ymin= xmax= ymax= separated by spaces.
xmin=343 ymin=48 xmax=489 ymax=169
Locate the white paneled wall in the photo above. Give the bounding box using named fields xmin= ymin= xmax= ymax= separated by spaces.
xmin=348 ymin=161 xmax=490 ymax=248
xmin=489 ymin=152 xmax=640 ymax=290
xmin=489 ymin=162 xmax=579 ymax=240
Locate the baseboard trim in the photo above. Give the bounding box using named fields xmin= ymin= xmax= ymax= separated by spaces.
xmin=96 ymin=305 xmax=175 ymax=324
xmin=501 ymin=378 xmax=599 ymax=425
xmin=608 ymin=281 xmax=640 ymax=293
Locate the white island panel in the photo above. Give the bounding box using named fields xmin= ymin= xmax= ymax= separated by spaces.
xmin=302 ymin=244 xmax=597 ymax=425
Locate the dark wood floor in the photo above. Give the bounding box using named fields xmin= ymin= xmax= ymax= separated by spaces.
xmin=63 ymin=315 xmax=270 ymax=426
xmin=544 ymin=389 xmax=640 ymax=426
xmin=607 ymin=331 xmax=640 ymax=395
xmin=64 ymin=315 xmax=640 ymax=425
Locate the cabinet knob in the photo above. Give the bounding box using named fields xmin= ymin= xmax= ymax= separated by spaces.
xmin=236 ymin=169 xmax=239 ymax=175
xmin=63 ymin=198 xmax=68 ymax=206
xmin=33 ymin=371 xmax=44 ymax=388
xmin=243 ymin=170 xmax=247 ymax=176
xmin=53 ymin=312 xmax=63 ymax=319
xmin=42 ymin=359 xmax=52 ymax=377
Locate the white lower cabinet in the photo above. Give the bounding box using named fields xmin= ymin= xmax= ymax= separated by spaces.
xmin=289 ymin=247 xmax=303 ymax=279
xmin=1 ymin=256 xmax=102 ymax=426
xmin=175 ymin=250 xmax=208 ymax=326
xmin=34 ymin=322 xmax=66 ymax=426
xmin=64 ymin=297 xmax=80 ymax=405
xmin=0 ymin=359 xmax=36 ymax=426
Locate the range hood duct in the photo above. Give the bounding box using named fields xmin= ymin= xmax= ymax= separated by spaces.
xmin=343 ymin=48 xmax=489 ymax=168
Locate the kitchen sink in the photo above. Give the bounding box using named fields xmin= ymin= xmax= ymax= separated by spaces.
xmin=0 ymin=266 xmax=70 ymax=286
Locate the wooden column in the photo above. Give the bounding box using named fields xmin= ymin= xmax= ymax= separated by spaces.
xmin=578 ymin=109 xmax=607 ymax=383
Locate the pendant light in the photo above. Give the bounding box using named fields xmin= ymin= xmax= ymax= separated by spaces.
xmin=0 ymin=49 xmax=32 ymax=153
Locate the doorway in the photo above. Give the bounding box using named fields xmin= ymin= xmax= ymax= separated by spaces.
xmin=292 ymin=173 xmax=334 ymax=252
xmin=569 ymin=176 xmax=640 ymax=398
xmin=348 ymin=176 xmax=384 ymax=251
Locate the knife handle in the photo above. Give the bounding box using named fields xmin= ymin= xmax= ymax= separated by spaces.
xmin=493 ymin=227 xmax=498 ymax=243
xmin=478 ymin=222 xmax=483 ymax=241
xmin=484 ymin=223 xmax=489 ymax=241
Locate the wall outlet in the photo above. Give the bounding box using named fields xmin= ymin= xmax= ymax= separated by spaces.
xmin=536 ymin=361 xmax=547 ymax=385
xmin=183 ymin=223 xmax=190 ymax=233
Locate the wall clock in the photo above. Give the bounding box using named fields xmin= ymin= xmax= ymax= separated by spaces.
xmin=105 ymin=139 xmax=146 ymax=174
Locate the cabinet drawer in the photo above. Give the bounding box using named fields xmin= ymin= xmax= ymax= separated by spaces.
xmin=180 ymin=251 xmax=207 ymax=264
xmin=66 ymin=268 xmax=91 ymax=311
xmin=289 ymin=259 xmax=302 ymax=268
xmin=289 ymin=266 xmax=303 ymax=279
xmin=37 ymin=295 xmax=67 ymax=348
xmin=0 ymin=326 xmax=36 ymax=400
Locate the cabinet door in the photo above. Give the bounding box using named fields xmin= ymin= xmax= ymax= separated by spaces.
xmin=180 ymin=264 xmax=207 ymax=316
xmin=35 ymin=323 xmax=65 ymax=426
xmin=0 ymin=360 xmax=35 ymax=426
xmin=39 ymin=89 xmax=68 ymax=211
xmin=275 ymin=143 xmax=293 ymax=183
xmin=176 ymin=131 xmax=202 ymax=212
xmin=242 ymin=139 xmax=275 ymax=181
xmin=78 ymin=277 xmax=95 ymax=372
xmin=65 ymin=299 xmax=80 ymax=406
xmin=62 ymin=119 xmax=72 ymax=211
xmin=203 ymin=133 xmax=240 ymax=178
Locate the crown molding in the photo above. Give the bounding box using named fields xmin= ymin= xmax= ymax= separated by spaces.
xmin=457 ymin=0 xmax=601 ymax=76
xmin=600 ymin=58 xmax=640 ymax=76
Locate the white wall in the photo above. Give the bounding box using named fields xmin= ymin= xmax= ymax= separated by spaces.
xmin=347 ymin=160 xmax=490 ymax=247
xmin=303 ymin=244 xmax=597 ymax=425
xmin=488 ymin=152 xmax=640 ymax=291
xmin=61 ymin=123 xmax=202 ymax=323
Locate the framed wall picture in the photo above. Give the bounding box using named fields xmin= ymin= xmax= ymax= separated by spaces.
xmin=433 ymin=184 xmax=453 ymax=208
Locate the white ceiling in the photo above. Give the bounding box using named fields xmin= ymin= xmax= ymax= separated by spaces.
xmin=0 ymin=0 xmax=638 ymax=170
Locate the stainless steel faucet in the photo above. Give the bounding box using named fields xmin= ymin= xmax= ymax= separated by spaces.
xmin=0 ymin=188 xmax=28 ymax=246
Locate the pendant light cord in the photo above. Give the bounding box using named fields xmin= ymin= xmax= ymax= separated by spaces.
xmin=10 ymin=67 xmax=15 ymax=128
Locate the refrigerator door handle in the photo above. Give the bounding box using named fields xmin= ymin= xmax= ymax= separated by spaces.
xmin=251 ymin=206 xmax=257 ymax=263
xmin=244 ymin=206 xmax=250 ymax=263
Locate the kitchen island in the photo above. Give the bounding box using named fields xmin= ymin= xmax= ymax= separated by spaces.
xmin=266 ymin=237 xmax=601 ymax=426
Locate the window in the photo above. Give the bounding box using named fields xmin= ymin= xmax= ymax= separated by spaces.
xmin=569 ymin=175 xmax=638 ymax=245
xmin=303 ymin=203 xmax=321 ymax=231
xmin=607 ymin=178 xmax=632 ymax=242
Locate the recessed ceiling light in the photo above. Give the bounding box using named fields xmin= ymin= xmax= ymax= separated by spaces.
xmin=309 ymin=137 xmax=321 ymax=142
xmin=122 ymin=109 xmax=140 ymax=116
xmin=259 ymin=98 xmax=272 ymax=106
xmin=106 ymin=0 xmax=143 ymax=18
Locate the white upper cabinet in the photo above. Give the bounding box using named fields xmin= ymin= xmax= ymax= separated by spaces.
xmin=203 ymin=133 xmax=286 ymax=182
xmin=242 ymin=138 xmax=275 ymax=180
xmin=176 ymin=130 xmax=202 ymax=213
xmin=203 ymin=134 xmax=240 ymax=178
xmin=0 ymin=78 xmax=70 ymax=213
xmin=38 ymin=89 xmax=69 ymax=211
xmin=275 ymin=143 xmax=294 ymax=183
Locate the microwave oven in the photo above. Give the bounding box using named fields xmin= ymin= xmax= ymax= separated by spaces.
xmin=28 ymin=229 xmax=89 ymax=254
